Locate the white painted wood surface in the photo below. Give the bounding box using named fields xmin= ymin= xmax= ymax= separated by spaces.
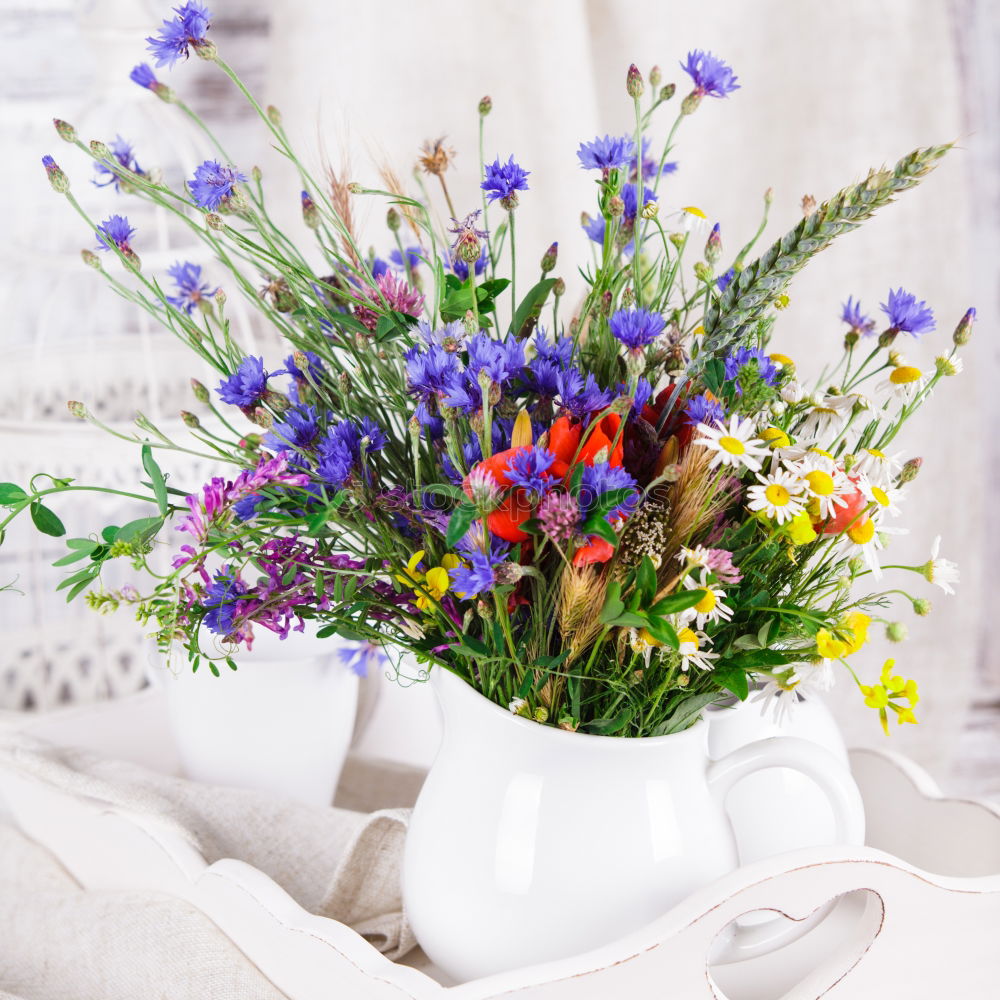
xmin=1 ymin=692 xmax=999 ymax=998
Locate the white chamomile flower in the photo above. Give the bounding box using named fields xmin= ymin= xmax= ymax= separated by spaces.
xmin=781 ymin=381 xmax=805 ymax=404
xmin=790 ymin=659 xmax=836 ymax=694
xmin=935 ymin=354 xmax=963 ymax=377
xmin=746 ymin=467 xmax=806 ymax=524
xmin=922 ymin=536 xmax=959 ymax=594
xmin=508 ymin=697 xmax=528 ymax=715
xmin=695 ymin=414 xmax=768 ymax=473
xmin=859 ymin=476 xmax=903 ymax=518
xmin=676 ymin=627 xmax=719 ymax=672
xmin=678 ymin=545 xmax=710 ymax=569
xmin=681 ymin=572 xmax=734 ymax=629
xmin=839 ymin=518 xmax=906 ymax=579
xmin=881 ymin=363 xmax=928 ymax=402
xmin=853 ymin=448 xmax=902 ymax=488
xmin=796 ymin=394 xmax=856 ymax=440
xmin=675 ymin=205 xmax=710 ymax=236
xmin=794 ymin=455 xmax=851 ymax=519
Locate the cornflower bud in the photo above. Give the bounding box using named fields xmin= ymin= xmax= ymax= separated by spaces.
xmin=89 ymin=139 xmax=110 ymax=160
xmin=190 ymin=379 xmax=210 ymax=403
xmin=181 ymin=410 xmax=201 ymax=429
xmin=626 ymin=64 xmax=645 ymax=99
xmin=553 ymin=277 xmax=566 ymax=297
xmin=899 ymin=457 xmax=922 ymax=484
xmin=649 ymin=65 xmax=662 ymax=88
xmin=541 ymin=242 xmax=558 ymax=274
xmin=953 ymin=307 xmax=976 ymax=346
xmin=67 ymin=400 xmax=88 ymax=419
xmin=41 ymin=155 xmax=69 ymax=193
xmin=844 ymin=330 xmax=859 ymax=349
xmin=704 ymin=222 xmax=722 ymax=264
xmin=214 ymin=287 xmax=226 ymax=308
xmin=608 ymin=195 xmax=625 ymax=218
xmin=478 ymin=95 xmax=492 ymax=116
xmin=205 ymin=213 xmax=225 ymax=231
xmin=251 ymin=407 xmax=273 ymax=429
xmin=387 ymin=207 xmax=401 ymax=232
xmin=53 ymin=118 xmax=76 ymax=142
xmin=80 ymin=249 xmax=101 ymax=269
xmin=193 ymin=39 xmax=217 ymax=61
xmin=338 ymin=371 xmax=352 ymax=395
xmin=659 ymin=83 xmax=676 ymax=102
xmin=681 ymin=91 xmax=702 ymax=115
xmin=251 ymin=165 xmax=262 ymax=183
xmin=267 ymin=105 xmax=282 ymax=126
xmin=620 ymin=285 xmax=636 ymax=308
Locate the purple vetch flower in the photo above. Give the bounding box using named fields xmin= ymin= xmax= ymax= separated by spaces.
xmin=579 ymin=462 xmax=639 ymax=521
xmin=680 ymin=50 xmax=740 ymax=98
xmin=202 ymin=564 xmax=248 ymax=636
xmin=129 ymin=63 xmax=160 ymax=89
xmin=338 ymin=641 xmax=389 ymax=678
xmin=609 ymin=307 xmax=666 ymax=350
xmin=684 ymin=392 xmax=726 ymax=427
xmin=217 ymin=356 xmax=273 ymax=407
xmin=95 ymin=214 xmax=136 ymax=253
xmin=577 ymin=135 xmax=636 ymax=172
xmin=537 ymin=492 xmax=581 ymax=545
xmin=880 ymin=287 xmax=936 ymax=337
xmin=188 ymin=160 xmax=247 ymax=210
xmin=506 ymin=447 xmax=556 ymax=500
xmin=166 ymin=261 xmax=216 ymax=313
xmin=93 ymin=136 xmax=144 ymax=191
xmin=840 ymin=296 xmax=875 ymax=336
xmin=724 ymin=347 xmax=779 ymax=388
xmin=146 ymin=1 xmax=213 ymax=68
xmin=481 ymin=155 xmax=530 ymax=209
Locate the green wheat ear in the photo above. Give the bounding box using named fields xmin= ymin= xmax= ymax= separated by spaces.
xmin=699 ymin=142 xmax=953 ymax=361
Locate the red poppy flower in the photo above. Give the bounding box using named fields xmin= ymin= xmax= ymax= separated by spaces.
xmin=813 ymin=476 xmax=867 ymax=535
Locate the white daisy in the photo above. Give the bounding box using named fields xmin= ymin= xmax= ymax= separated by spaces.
xmin=859 ymin=476 xmax=903 ymax=519
xmin=852 ymin=448 xmax=902 ymax=488
xmin=780 ymin=381 xmax=805 ymax=404
xmin=923 ymin=536 xmax=959 ymax=594
xmin=935 ymin=354 xmax=963 ymax=377
xmin=674 ymin=205 xmax=710 ymax=236
xmin=746 ymin=468 xmax=806 ymax=524
xmin=793 ymin=455 xmax=851 ymax=520
xmin=796 ymin=394 xmax=856 ymax=440
xmin=881 ymin=363 xmax=928 ymax=402
xmin=695 ymin=414 xmax=768 ymax=473
xmin=839 ymin=517 xmax=906 ymax=579
xmin=681 ymin=572 xmax=734 ymax=629
xmin=676 ymin=627 xmax=719 ymax=672
xmin=678 ymin=545 xmax=711 ymax=569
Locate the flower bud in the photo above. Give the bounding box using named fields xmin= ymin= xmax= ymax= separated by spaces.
xmin=80 ymin=249 xmax=101 ymax=269
xmin=693 ymin=260 xmax=712 ymax=283
xmin=193 ymin=39 xmax=217 ymax=61
xmin=626 ymin=63 xmax=644 ymax=99
xmin=704 ymin=222 xmax=722 ymax=264
xmin=659 ymin=83 xmax=676 ymax=102
xmin=205 ymin=213 xmax=225 ymax=231
xmin=553 ymin=277 xmax=566 ymax=297
xmin=681 ymin=91 xmax=702 ymax=115
xmin=386 ymin=207 xmax=401 ymax=232
xmin=89 ymin=139 xmax=110 ymax=160
xmin=934 ymin=354 xmax=962 ymax=376
xmin=190 ymin=378 xmax=210 ymax=403
xmin=677 ymin=672 xmax=690 ymax=687
xmin=801 ymin=193 xmax=817 ymax=216
xmin=764 ymin=187 xmax=774 ymax=207
xmin=478 ymin=95 xmax=492 ymax=116
xmin=877 ymin=328 xmax=898 ymax=349
xmin=250 ymin=406 xmax=273 ymax=429
xmin=649 ymin=65 xmax=662 ymax=88
xmin=912 ymin=597 xmax=931 ymax=616
xmin=338 ymin=371 xmax=352 ymax=395
xmin=181 ymin=410 xmax=201 ymax=429
xmin=41 ymin=155 xmax=69 ymax=193
xmin=620 ymin=285 xmax=636 ymax=309
xmin=844 ymin=330 xmax=859 ymax=349
xmin=533 ymin=706 xmax=549 ymax=723
xmin=214 ymin=287 xmax=226 ymax=308
xmin=898 ymin=457 xmax=922 ymax=484
xmin=608 ymin=195 xmax=624 ymax=218
xmin=668 ymin=232 xmax=685 ymax=250
xmin=540 ymin=241 xmax=558 ymax=274
xmin=641 ymin=200 xmax=658 ymax=220
xmin=266 ymin=104 xmax=282 ymax=126
xmin=251 ymin=165 xmax=262 ymax=184
xmin=67 ymin=400 xmax=88 ymax=419
xmin=885 ymin=622 xmax=908 ymax=643
xmin=953 ymin=307 xmax=976 ymax=346
xmin=122 ymin=247 xmax=141 ymax=271
xmin=500 ymin=191 xmax=519 ymax=211
xmin=53 ymin=118 xmax=76 ymax=143
xmin=848 ymin=556 xmax=864 ymax=575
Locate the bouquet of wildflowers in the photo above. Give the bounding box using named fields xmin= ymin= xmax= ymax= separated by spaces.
xmin=7 ymin=3 xmax=973 ymax=737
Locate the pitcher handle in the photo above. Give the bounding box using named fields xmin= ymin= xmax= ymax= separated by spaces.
xmin=706 ymin=735 xmax=866 ymax=964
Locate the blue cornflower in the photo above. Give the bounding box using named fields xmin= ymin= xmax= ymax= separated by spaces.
xmin=283 ymin=350 xmax=325 ymax=382
xmin=556 ymin=369 xmax=614 ymax=419
xmin=481 ymin=155 xmax=530 ymax=208
xmin=417 ymin=320 xmax=467 ymax=351
xmin=630 ymin=138 xmax=677 ymax=181
xmin=390 ymin=245 xmax=423 ymax=271
xmin=129 ymin=63 xmax=160 ymax=89
xmin=580 ymin=462 xmax=639 ymax=521
xmin=316 ymin=437 xmax=353 ymax=489
xmin=371 ymin=258 xmax=390 ymax=279
xmin=405 ymin=344 xmax=463 ymax=404
xmin=217 ymin=356 xmax=271 ymax=407
xmin=449 ymin=532 xmax=510 ymax=600
xmin=841 ymin=296 xmax=875 ymax=335
xmin=146 ymin=1 xmax=213 ymax=68
xmin=506 ymin=447 xmax=556 ymax=500
xmin=166 ymin=261 xmax=216 ymax=313
xmin=880 ymin=288 xmax=935 ymax=336
xmin=620 ymin=183 xmax=657 ymax=221
xmin=616 ymin=377 xmax=653 ymax=415
xmin=414 ymin=401 xmax=445 ymax=441
xmin=684 ymin=392 xmax=726 ymax=427
xmin=233 ymin=494 xmax=261 ymax=522
xmin=523 ymin=358 xmax=562 ymax=398
xmin=328 ymin=417 xmax=387 ymax=463
xmin=95 ymin=214 xmax=136 ymax=252
xmin=338 ymin=641 xmax=389 ymax=678
xmin=467 ymin=332 xmax=526 ymax=385
xmin=93 ymin=136 xmax=144 ymax=191
xmin=717 ymin=267 xmax=735 ymax=293
xmin=202 ymin=565 xmax=248 ymax=636
xmin=609 ymin=307 xmax=666 ymax=350
xmin=445 ymin=245 xmax=489 ymax=281
xmin=188 ymin=160 xmax=247 ymax=210
xmin=680 ymin=50 xmax=740 ymax=98
xmin=533 ymin=329 xmax=574 ymax=368
xmin=264 ymin=404 xmax=323 ymax=453
xmin=577 ymin=135 xmax=636 ymax=171
xmin=724 ymin=347 xmax=779 ymax=389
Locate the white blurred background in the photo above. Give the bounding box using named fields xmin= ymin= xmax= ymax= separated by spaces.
xmin=1 ymin=0 xmax=996 ymax=794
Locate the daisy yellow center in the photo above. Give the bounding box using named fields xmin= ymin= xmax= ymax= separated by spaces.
xmin=769 ymin=352 xmax=793 ymax=366
xmin=765 ymin=482 xmax=792 ymax=506
xmin=809 ymin=447 xmax=834 ymax=460
xmin=678 ymin=627 xmax=699 ymax=649
xmin=871 ymin=486 xmax=890 ymax=507
xmin=694 ymin=589 xmax=717 ymax=613
xmin=682 ymin=206 xmax=707 ymax=219
xmin=848 ymin=518 xmax=875 ymax=544
xmin=718 ymin=435 xmax=746 ymax=456
xmin=760 ymin=427 xmax=790 ymax=448
xmin=805 ymin=470 xmax=835 ymax=496
xmin=890 ymin=366 xmax=922 ymax=385
xmin=865 ymin=448 xmax=886 ymax=459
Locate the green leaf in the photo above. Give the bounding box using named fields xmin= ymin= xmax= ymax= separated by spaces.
xmin=702 ymin=358 xmax=726 ymax=396
xmin=141 ymin=445 xmax=169 ymax=516
xmin=52 ymin=548 xmax=94 ymax=567
xmin=568 ymin=462 xmax=585 ymax=498
xmin=510 ymin=277 xmax=556 ymax=340
xmin=65 ymin=537 xmax=98 ymax=552
xmin=0 ymin=483 xmax=27 ymax=505
xmin=454 ymin=634 xmax=489 ymax=657
xmin=581 ymin=517 xmax=617 ymax=547
xmin=102 ymin=525 xmax=120 ymax=544
xmin=726 ymin=649 xmax=796 ymax=670
xmin=599 ymin=580 xmax=625 ymax=624
xmin=636 ymin=556 xmax=657 ymax=604
xmin=445 ymin=501 xmax=477 ymax=548
xmin=116 ymin=516 xmax=163 ymax=545
xmin=56 ymin=564 xmax=99 ymax=592
xmin=642 ymin=617 xmax=679 ymax=649
xmin=652 ymin=693 xmax=721 ymax=736
xmin=650 ymin=590 xmax=704 ymax=616
xmin=607 ymin=611 xmax=649 ymax=630
xmin=714 ymin=663 xmax=750 ymax=701
xmin=585 ymin=706 xmax=636 ymax=736
xmin=30 ymin=501 xmax=65 ymax=538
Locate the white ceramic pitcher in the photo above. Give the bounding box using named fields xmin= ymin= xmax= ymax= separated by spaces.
xmin=403 ymin=668 xmax=865 ymax=982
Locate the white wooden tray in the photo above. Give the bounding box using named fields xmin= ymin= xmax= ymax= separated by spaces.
xmin=2 ymin=692 xmax=999 ymax=999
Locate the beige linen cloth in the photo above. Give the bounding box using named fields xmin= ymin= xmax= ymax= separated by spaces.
xmin=0 ymin=735 xmax=426 ymax=1000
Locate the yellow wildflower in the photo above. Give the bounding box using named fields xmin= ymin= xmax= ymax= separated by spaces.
xmin=815 ymin=628 xmax=847 ymax=661
xmin=395 ymin=550 xmax=455 ymax=612
xmin=786 ymin=512 xmax=818 ymax=546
